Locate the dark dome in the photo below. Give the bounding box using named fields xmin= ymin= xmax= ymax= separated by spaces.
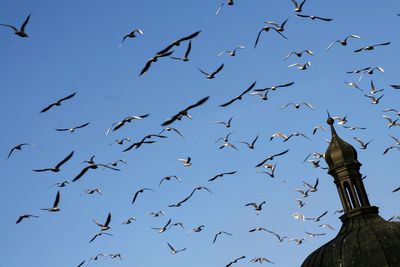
xmin=302 ymin=208 xmax=400 ymax=267
xmin=325 ymin=118 xmax=360 ymax=172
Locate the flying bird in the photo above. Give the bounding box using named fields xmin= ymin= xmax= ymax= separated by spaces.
xmin=159 ymin=127 xmax=185 ymax=138
xmin=253 ymin=81 xmax=295 ymax=92
xmin=159 ymin=175 xmax=182 ymax=186
xmin=254 ymin=26 xmax=287 ymax=49
xmin=382 ymin=115 xmax=400 ymax=128
xmin=295 ymin=14 xmax=333 ymax=21
xmin=40 ymin=92 xmax=77 ymax=113
xmin=41 ymin=191 xmax=61 ymax=212
xmin=288 ymin=61 xmax=311 ymax=70
xmin=364 ymin=94 xmax=384 ymax=105
xmin=71 ymin=162 xmax=120 ymax=182
xmin=122 ymin=134 xmax=166 ymax=152
xmin=284 ymin=50 xmax=313 ymax=60
xmin=0 ymin=14 xmax=31 ymax=37
xmin=312 ymin=125 xmax=327 ymax=135
xmin=212 ymin=231 xmax=233 ymax=244
xmin=250 ymin=257 xmax=275 ymax=264
xmin=291 ymin=0 xmax=307 ymax=12
xmin=213 ymin=116 xmax=233 ymax=128
xmin=238 ymin=135 xmax=259 ymax=149
xmin=208 ymin=171 xmax=237 ymax=182
xmin=7 ymin=143 xmax=34 ymax=159
xmin=139 ymin=50 xmax=174 ymax=76
xmin=220 ymin=81 xmax=257 ymax=107
xmin=56 ymin=122 xmax=90 ymax=133
xmin=198 ymin=63 xmax=224 ymax=79
xmin=353 ymin=137 xmax=372 ymax=149
xmin=226 ymin=256 xmax=246 ymax=267
xmin=89 ymin=232 xmax=113 ymax=243
xmin=111 ymin=114 xmax=150 ymax=132
xmin=218 ymin=45 xmax=245 ymax=57
xmin=245 ymin=201 xmax=266 ymax=214
xmin=305 ymin=231 xmax=326 ymax=237
xmin=344 ymin=81 xmax=363 ymax=91
xmin=119 ymin=29 xmax=143 ymax=47
xmin=157 ymin=30 xmax=201 ymax=55
xmin=132 ymin=188 xmax=154 ymax=204
xmin=279 ymin=102 xmax=315 ymax=110
xmin=167 ymin=242 xmax=187 ymax=254
xmin=303 ymin=178 xmax=319 ymax=192
xmin=325 ymin=35 xmax=361 ymax=52
xmin=255 ymin=149 xmax=289 ymax=167
xmin=306 ymin=210 xmax=328 ymax=222
xmin=33 ymin=151 xmax=74 ymax=172
xmin=178 ymin=157 xmax=192 ymax=167
xmin=161 ymin=96 xmax=210 ymax=126
xmin=93 ymin=212 xmax=112 ymax=231
xmin=16 ymin=214 xmax=39 ymax=224
xmin=215 ymin=0 xmax=234 ymax=16
xmin=170 ymin=41 xmax=192 ymax=62
xmin=152 ymin=219 xmax=171 ymax=233
xmin=354 ymin=42 xmax=391 ymax=53
xmin=109 ymin=138 xmax=131 ymax=145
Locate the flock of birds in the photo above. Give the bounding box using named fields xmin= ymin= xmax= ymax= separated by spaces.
xmin=2 ymin=1 xmax=400 ymax=266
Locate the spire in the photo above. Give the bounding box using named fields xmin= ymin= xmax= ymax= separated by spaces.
xmin=324 ymin=113 xmax=373 ymax=217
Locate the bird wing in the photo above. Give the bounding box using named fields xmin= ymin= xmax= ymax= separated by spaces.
xmin=71 ymin=166 xmax=90 ymax=182
xmin=212 ymin=233 xmax=219 ymax=243
xmin=219 ymin=97 xmax=238 ymax=107
xmin=104 ymin=212 xmax=112 ymax=227
xmin=184 ymin=41 xmax=192 ymax=58
xmin=75 ymin=122 xmax=90 ymax=129
xmin=210 ymin=63 xmax=225 ymax=76
xmin=198 ymin=67 xmax=210 ymax=76
xmin=239 ymin=81 xmax=257 ymax=97
xmin=0 ymin=24 xmax=18 ymax=31
xmin=59 ymin=92 xmax=77 ymax=102
xmin=55 ymin=151 xmax=74 ymax=169
xmin=245 ymin=203 xmax=258 ymax=208
xmin=20 ymin=14 xmax=31 ymax=32
xmin=132 ymin=191 xmax=141 ymax=204
xmin=53 ymin=191 xmax=61 ymax=207
xmin=177 ymin=30 xmax=201 ymax=43
xmin=375 ymin=42 xmax=391 ymax=47
xmin=185 ymin=96 xmax=210 ymax=111
xmin=316 ymin=211 xmax=328 ymax=221
xmin=215 ymin=3 xmax=224 ymax=16
xmin=89 ymin=233 xmax=100 ymax=243
xmin=295 ymin=14 xmax=310 ymax=18
xmin=40 ymin=103 xmax=56 ymax=113
xmin=315 ymin=16 xmax=333 ymax=21
xmin=167 ymin=242 xmax=175 ymax=251
xmin=253 ymin=28 xmax=264 ymax=48
xmin=139 ymin=59 xmax=154 ymax=76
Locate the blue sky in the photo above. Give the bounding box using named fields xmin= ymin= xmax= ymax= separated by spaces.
xmin=1 ymin=0 xmax=399 ymax=266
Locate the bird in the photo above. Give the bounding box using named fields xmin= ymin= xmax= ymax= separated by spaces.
xmin=215 ymin=131 xmax=234 ymax=144
xmin=265 ymin=18 xmax=289 ymax=33
xmin=33 ymin=151 xmax=74 ymax=173
xmin=249 ymin=227 xmax=269 ymax=232
xmin=382 ymin=115 xmax=400 ymax=128
xmin=108 ymin=159 xmax=127 ymax=167
xmin=279 ymin=102 xmax=315 ymax=110
xmin=89 ymin=232 xmax=113 ymax=243
xmin=254 ymin=26 xmax=287 ymax=49
xmin=393 ymin=186 xmax=400 ymax=193
xmin=190 ymin=186 xmax=213 ymax=197
xmin=295 ymin=14 xmax=333 ymax=21
xmin=132 ymin=188 xmax=154 ymax=204
xmin=296 ymin=198 xmax=307 ymax=208
xmin=353 ymin=137 xmax=372 ymax=149
xmin=109 ymin=138 xmax=131 ymax=145
xmin=41 ymin=191 xmax=61 ymax=212
xmin=119 ymin=29 xmax=143 ymax=47
xmin=16 ymin=214 xmax=39 ymax=224
xmin=305 ymin=231 xmax=326 ymax=237
xmin=122 ymin=134 xmax=166 ymax=152
xmin=344 ymin=81 xmax=363 ymax=91
xmin=198 ymin=63 xmax=224 ymax=79
xmin=253 ymin=81 xmax=295 ymax=92
xmin=109 ymin=254 xmax=122 ymax=260
xmin=215 ymin=0 xmax=234 ymax=16
xmin=167 ymin=242 xmax=186 ymax=254
xmin=169 ymin=222 xmax=185 ymax=230
xmin=383 ymin=145 xmax=400 ymax=155
xmin=76 ymin=260 xmax=86 ymax=267
xmin=55 ymin=122 xmax=90 ymax=133
xmin=151 ymin=219 xmax=171 ymax=233
xmin=294 ymin=188 xmax=309 ymax=198
xmin=122 ymin=217 xmax=136 ymax=225
xmin=354 ymin=42 xmax=391 ymax=53
xmin=292 ymin=212 xmax=307 ymax=221
xmin=147 ymin=210 xmax=165 ymax=217
xmin=93 ymin=212 xmax=112 ymax=231
xmin=255 ymin=149 xmax=289 ymax=167
xmin=284 ymin=50 xmax=313 ymax=60
xmin=208 ymin=171 xmax=237 ymax=182
xmin=332 ymin=116 xmax=348 ymax=125
xmin=161 ymin=96 xmax=210 ymax=126
xmin=343 ymin=125 xmax=367 ymax=131
xmin=257 ymin=163 xmax=277 ymax=178
xmin=250 ymin=257 xmax=275 ymax=264
xmin=168 ymin=194 xmax=193 ymax=207
xmin=383 ymin=108 xmax=400 ymax=116
xmin=364 ymin=94 xmax=384 ymax=104
xmin=111 ymin=114 xmax=150 ymax=132
xmin=325 ymin=35 xmax=361 ymax=52
xmin=219 ymin=142 xmax=239 ymax=151
xmin=213 ymin=116 xmax=233 ymax=128
xmin=218 ymin=45 xmax=245 ymax=57
xmin=319 ymin=224 xmax=335 ymax=231
xmin=290 ymin=238 xmax=305 ymax=245
xmin=139 ymin=50 xmax=174 ymax=76
xmin=84 ymin=188 xmax=102 ymax=195
xmin=264 ymin=229 xmax=288 ymax=242
xmin=238 ymin=135 xmax=259 ymax=149
xmin=52 ymin=180 xmax=70 ymax=188
xmin=40 ymin=92 xmax=77 ymax=113
xmin=291 ymin=0 xmax=307 ymax=12
xmin=245 ymin=201 xmax=266 ymax=214
xmin=178 ymin=157 xmax=192 ymax=167
xmin=389 ymin=84 xmax=400 ymax=90
xmin=156 ymin=30 xmax=201 ymax=55
xmin=71 ymin=163 xmax=120 ymax=182
xmin=220 ymin=81 xmax=257 ymax=107
xmin=189 ymin=224 xmax=205 ymax=233
xmin=170 ymin=41 xmax=192 ymax=61
xmin=288 ymin=61 xmax=311 ymax=70
xmin=368 ymin=80 xmax=384 ymax=95
xmin=212 ymin=231 xmax=233 ymax=244
xmin=306 ymin=211 xmax=328 ymax=222
xmin=312 ymin=125 xmax=327 ymax=135
xmin=159 ymin=127 xmax=185 ymax=138
xmin=303 ymin=178 xmax=319 ymax=192
xmin=0 ymin=14 xmax=31 ymax=37
xmin=7 ymin=143 xmax=34 ymax=159
xmin=226 ymin=256 xmax=246 ymax=267
xmin=159 ymin=175 xmax=182 ymax=186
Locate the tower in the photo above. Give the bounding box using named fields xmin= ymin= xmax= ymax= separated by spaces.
xmin=301 ymin=117 xmax=400 ymax=267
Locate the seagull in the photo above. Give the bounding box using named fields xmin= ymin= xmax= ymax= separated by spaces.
xmin=161 ymin=96 xmax=210 ymax=126
xmin=305 ymin=231 xmax=326 ymax=237
xmin=383 ymin=145 xmax=400 ymax=155
xmin=147 ymin=210 xmax=165 ymax=217
xmin=56 ymin=122 xmax=90 ymax=133
xmin=84 ymin=188 xmax=102 ymax=195
xmin=40 ymin=92 xmax=77 ymax=113
xmin=382 ymin=115 xmax=400 ymax=128
xmin=249 ymin=227 xmax=269 ymax=232
xmin=292 ymin=212 xmax=306 ymax=221
xmin=312 ymin=125 xmax=327 ymax=135
xmin=383 ymin=108 xmax=400 ymax=116
xmin=364 ymin=94 xmax=384 ymax=105
xmin=119 ymin=29 xmax=143 ymax=47
xmin=41 ymin=191 xmax=61 ymax=212
xmin=254 ymin=26 xmax=287 ymax=49
xmin=213 ymin=116 xmax=233 ymax=128
xmin=265 ymin=18 xmax=289 ymax=33
xmin=215 ymin=0 xmax=234 ymax=16
xmin=190 ymin=186 xmax=213 ymax=197
xmin=215 ymin=131 xmax=234 ymax=144
xmin=156 ymin=30 xmax=201 ymax=55
xmin=178 ymin=157 xmax=192 ymax=167
xmin=218 ymin=45 xmax=245 ymax=56
xmin=325 ymin=35 xmax=361 ymax=52
xmin=284 ymin=50 xmax=313 ymax=60
xmin=332 ymin=116 xmax=348 ymax=125
xmin=250 ymin=257 xmax=275 ymax=264
xmin=7 ymin=143 xmax=34 ymax=159
xmin=169 ymin=222 xmax=185 ymax=230
xmin=290 ymin=238 xmax=305 ymax=245
xmin=319 ymin=224 xmax=335 ymax=231
xmin=295 ymin=14 xmax=333 ymax=21
xmin=344 ymin=81 xmax=363 ymax=91
xmin=226 ymin=256 xmax=246 ymax=267
xmin=296 ymin=198 xmax=307 ymax=208
xmin=303 ymin=152 xmax=325 ymax=162
xmin=279 ymin=102 xmax=315 ymax=110
xmin=264 ymin=229 xmax=288 ymax=242
xmin=354 ymin=42 xmax=391 ymax=53
xmin=132 ymin=188 xmax=154 ymax=204
xmin=291 ymin=0 xmax=307 ymax=12
xmin=152 ymin=219 xmax=171 ymax=233
xmin=76 ymin=260 xmax=86 ymax=267
xmin=89 ymin=232 xmax=113 ymax=243
xmin=159 ymin=175 xmax=182 ymax=186
xmin=170 ymin=41 xmax=192 ymax=62
xmin=122 ymin=217 xmax=136 ymax=225
xmin=198 ymin=63 xmax=224 ymax=79
xmin=306 ymin=211 xmax=328 ymax=222
xmin=288 ymin=61 xmax=311 ymax=70
xmin=52 ymin=180 xmax=70 ymax=188
xmin=208 ymin=171 xmax=237 ymax=182
xmin=220 ymin=81 xmax=257 ymax=107
xmin=294 ymin=188 xmax=309 ymax=198
xmin=212 ymin=231 xmax=233 ymax=244
xmin=303 ymin=178 xmax=319 ymax=192
xmin=71 ymin=163 xmax=120 ymax=182
xmin=111 ymin=114 xmax=150 ymax=132
xmin=257 ymin=163 xmax=277 ymax=178
xmin=122 ymin=134 xmax=166 ymax=152
xmin=33 ymin=151 xmax=74 ymax=172
xmin=255 ymin=149 xmax=289 ymax=167
xmin=238 ymin=135 xmax=259 ymax=149
xmin=167 ymin=242 xmax=186 ymax=254
xmin=108 ymin=159 xmax=127 ymax=167
xmin=168 ymin=194 xmax=193 ymax=207
xmin=343 ymin=125 xmax=367 ymax=131
xmin=109 ymin=254 xmax=123 ymax=260
xmin=16 ymin=214 xmax=39 ymax=224
xmin=253 ymin=81 xmax=295 ymax=92
xmin=0 ymin=14 xmax=31 ymax=37
xmin=109 ymin=138 xmax=131 ymax=145
xmin=219 ymin=142 xmax=239 ymax=151
xmin=139 ymin=50 xmax=174 ymax=76
xmin=159 ymin=127 xmax=185 ymax=138
xmin=245 ymin=201 xmax=266 ymax=214
xmin=93 ymin=212 xmax=112 ymax=231
xmin=353 ymin=137 xmax=372 ymax=149
xmin=368 ymin=80 xmax=384 ymax=95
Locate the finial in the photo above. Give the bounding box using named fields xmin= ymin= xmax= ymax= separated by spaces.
xmin=326 ymin=110 xmax=334 ymax=125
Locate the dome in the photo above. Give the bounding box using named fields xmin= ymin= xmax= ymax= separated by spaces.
xmin=302 ymin=209 xmax=400 ymax=267
xmin=325 ymin=118 xmax=360 ymax=173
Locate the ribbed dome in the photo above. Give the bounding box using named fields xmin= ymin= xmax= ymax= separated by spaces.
xmin=302 ymin=209 xmax=400 ymax=267
xmin=325 ymin=118 xmax=360 ymax=172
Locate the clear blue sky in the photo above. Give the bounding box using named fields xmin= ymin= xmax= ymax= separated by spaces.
xmin=1 ymin=1 xmax=399 ymax=266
